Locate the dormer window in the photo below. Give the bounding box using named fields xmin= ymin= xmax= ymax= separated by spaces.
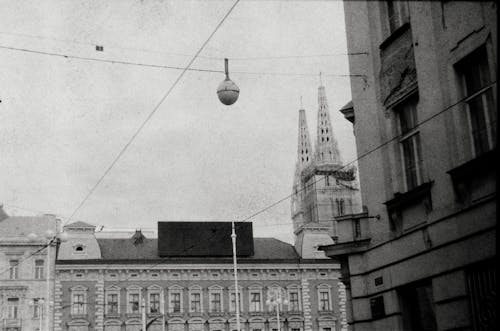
xmin=73 ymin=244 xmax=85 ymax=254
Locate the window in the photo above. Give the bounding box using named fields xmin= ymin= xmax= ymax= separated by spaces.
xmin=128 ymin=293 xmax=140 ymax=313
xmin=170 ymin=292 xmax=181 ymax=313
xmin=456 ymin=46 xmax=496 ymax=157
xmin=396 ymin=95 xmax=423 ymax=191
xmin=107 ymin=293 xmax=119 ymax=314
xmin=72 ymin=293 xmax=86 ymax=315
xmin=190 ymin=292 xmax=201 ymax=313
xmin=249 ymin=291 xmax=261 ymax=312
xmin=354 ymin=219 xmax=361 ymax=239
xmin=74 ymin=244 xmax=85 ymax=253
xmin=336 ymin=199 xmax=345 ymax=216
xmin=325 ymin=176 xmax=330 ymax=186
xmin=33 ymin=298 xmax=42 ymax=318
xmin=34 ymin=260 xmax=44 ymax=279
xmin=7 ymin=298 xmax=19 ymax=319
xmin=149 ymin=293 xmax=160 ymax=313
xmin=370 ymin=296 xmax=386 ymax=319
xmin=230 ymin=291 xmax=241 ymax=312
xmin=9 ymin=260 xmax=19 ymax=279
xmin=386 ymin=0 xmax=409 ymax=34
xmin=210 ymin=292 xmax=222 ymax=312
xmin=289 ymin=292 xmax=300 ymax=312
xmin=318 ymin=290 xmax=331 ymax=311
xmin=466 ymin=261 xmax=496 ymax=330
xmin=399 ymin=282 xmax=437 ymax=331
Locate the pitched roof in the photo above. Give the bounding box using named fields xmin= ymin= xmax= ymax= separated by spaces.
xmin=64 ymin=221 xmax=95 ymax=228
xmin=0 ymin=216 xmax=58 ymax=239
xmin=93 ymin=237 xmax=299 ymax=262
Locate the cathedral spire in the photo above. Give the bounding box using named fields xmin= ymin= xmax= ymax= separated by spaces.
xmin=296 ymin=106 xmax=313 ymax=169
xmin=315 ymin=83 xmax=342 ymax=165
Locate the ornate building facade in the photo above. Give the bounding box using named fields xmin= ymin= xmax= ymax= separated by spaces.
xmin=54 ymin=221 xmax=348 ymax=331
xmin=0 ymin=206 xmax=60 ymax=331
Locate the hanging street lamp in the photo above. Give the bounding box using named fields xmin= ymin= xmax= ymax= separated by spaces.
xmin=217 ymin=58 xmax=240 ymax=105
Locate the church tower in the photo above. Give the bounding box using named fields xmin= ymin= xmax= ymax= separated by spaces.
xmin=292 ymin=82 xmax=362 ymax=258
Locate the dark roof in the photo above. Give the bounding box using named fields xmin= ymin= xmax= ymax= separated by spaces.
xmin=92 ymin=237 xmax=299 ymax=262
xmin=339 ymin=100 xmax=353 ymax=111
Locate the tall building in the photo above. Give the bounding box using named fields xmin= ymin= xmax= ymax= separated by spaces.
xmin=291 ymin=83 xmax=363 ymax=259
xmin=0 ymin=205 xmax=60 ymax=331
xmin=320 ymin=1 xmax=497 ymax=330
xmin=54 ymin=221 xmax=348 ymax=331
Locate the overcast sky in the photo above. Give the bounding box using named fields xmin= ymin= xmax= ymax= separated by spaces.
xmin=0 ymin=0 xmax=356 ymax=244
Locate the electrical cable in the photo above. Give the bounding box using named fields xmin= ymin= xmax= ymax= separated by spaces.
xmin=0 ymin=30 xmax=368 ymax=61
xmin=60 ymin=0 xmax=241 ymax=227
xmin=2 ymin=80 xmax=496 ymax=285
xmin=54 ymin=79 xmax=497 ymax=312
xmin=0 ymin=44 xmax=365 ymax=78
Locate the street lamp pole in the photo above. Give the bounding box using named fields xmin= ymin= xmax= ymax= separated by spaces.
xmin=231 ymin=222 xmax=241 ymax=331
xmin=266 ymin=288 xmax=288 ymax=331
xmin=45 ymin=237 xmax=53 ymax=331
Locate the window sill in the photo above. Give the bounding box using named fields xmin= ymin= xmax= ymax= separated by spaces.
xmin=126 ymin=313 xmax=141 ymax=318
xmin=447 ymin=149 xmax=496 ymax=204
xmin=208 ymin=312 xmax=225 ymax=317
xmin=379 ymin=22 xmax=411 ymax=50
xmin=188 ymin=311 xmax=203 ymax=317
xmin=447 ymin=149 xmax=496 ymax=180
xmin=384 ymin=181 xmax=434 ymax=212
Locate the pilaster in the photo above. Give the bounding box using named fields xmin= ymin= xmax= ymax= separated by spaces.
xmin=337 ymin=281 xmax=348 ymax=331
xmin=95 ymin=279 xmax=105 ymax=331
xmin=54 ymin=280 xmax=63 ymax=331
xmin=301 ymin=278 xmax=313 ymax=331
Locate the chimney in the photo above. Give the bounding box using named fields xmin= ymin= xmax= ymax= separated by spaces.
xmin=0 ymin=203 xmax=9 ymax=221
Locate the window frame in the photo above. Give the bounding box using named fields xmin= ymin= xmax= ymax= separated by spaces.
xmin=456 ymin=46 xmax=497 ymax=157
xmin=70 ymin=286 xmax=88 ymax=316
xmin=287 ymin=285 xmax=302 ymax=312
xmin=147 ymin=285 xmax=163 ymax=314
xmin=105 ymin=286 xmax=120 ymax=315
xmin=188 ymin=285 xmax=203 ymax=313
xmin=395 ymin=93 xmax=423 ymax=192
xmin=34 ymin=259 xmax=45 ymax=280
xmin=229 ymin=287 xmax=242 ymax=313
xmin=248 ymin=286 xmax=263 ymax=313
xmin=126 ymin=286 xmax=142 ymax=314
xmin=168 ymin=285 xmax=183 ymax=313
xmin=208 ymin=285 xmax=223 ymax=313
xmin=7 ymin=298 xmax=20 ymax=319
xmin=317 ymin=284 xmax=332 ymax=312
xmin=9 ymin=260 xmax=19 ymax=279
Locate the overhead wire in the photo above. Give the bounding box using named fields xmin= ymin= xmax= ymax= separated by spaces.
xmin=0 ymin=44 xmax=365 ymax=78
xmin=0 ymin=30 xmax=368 ymax=61
xmin=54 ymin=78 xmax=497 ymax=311
xmin=60 ymin=0 xmax=241 ymax=227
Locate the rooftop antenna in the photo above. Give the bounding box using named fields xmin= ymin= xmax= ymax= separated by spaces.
xmin=300 ymin=96 xmax=303 ymax=109
xmin=319 ymin=72 xmax=323 ymax=86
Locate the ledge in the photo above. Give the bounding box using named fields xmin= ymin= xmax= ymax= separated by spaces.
xmin=334 ymin=212 xmax=368 ymax=222
xmin=379 ymin=22 xmax=411 ymax=50
xmin=384 ymin=181 xmax=433 ymax=212
xmin=447 ymin=149 xmax=496 ymax=180
xmin=318 ymin=238 xmax=371 ymax=257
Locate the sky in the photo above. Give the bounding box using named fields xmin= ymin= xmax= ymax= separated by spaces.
xmin=0 ymin=0 xmax=356 ymax=244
